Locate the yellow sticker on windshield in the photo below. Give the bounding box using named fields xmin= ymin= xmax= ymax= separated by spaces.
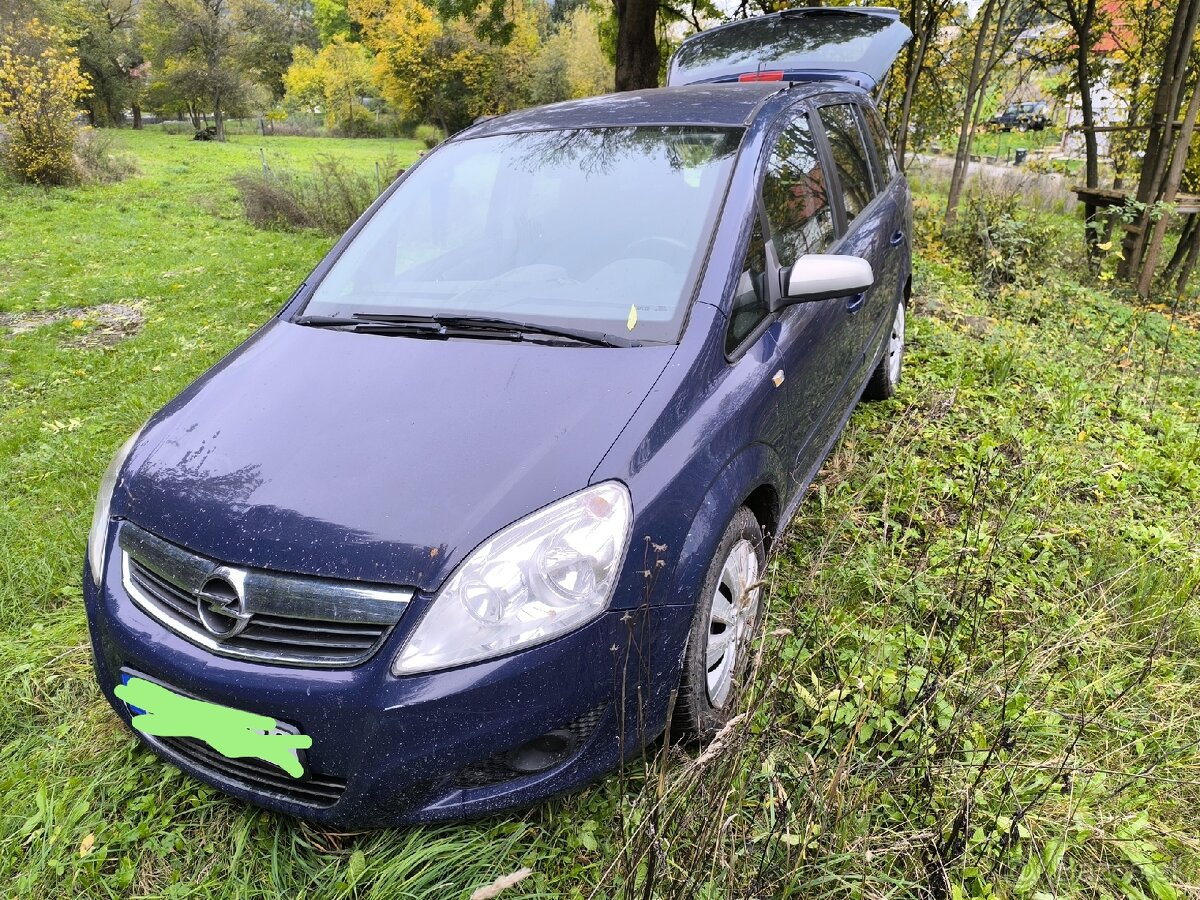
xmin=627 ymin=305 xmax=637 ymax=331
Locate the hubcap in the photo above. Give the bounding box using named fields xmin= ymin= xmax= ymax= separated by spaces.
xmin=887 ymin=302 xmax=905 ymax=385
xmin=705 ymin=539 xmax=761 ymax=707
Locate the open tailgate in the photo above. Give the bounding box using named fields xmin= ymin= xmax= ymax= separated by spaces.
xmin=667 ymin=8 xmax=913 ymax=93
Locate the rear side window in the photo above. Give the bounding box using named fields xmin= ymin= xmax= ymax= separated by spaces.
xmin=761 ymin=113 xmax=835 ymax=268
xmin=862 ymin=104 xmax=898 ymax=180
xmin=817 ymin=103 xmax=876 ymax=223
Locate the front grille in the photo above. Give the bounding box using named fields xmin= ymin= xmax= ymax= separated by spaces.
xmin=127 ymin=559 xmax=389 ymax=663
xmin=152 ymin=735 xmax=346 ymax=808
xmin=119 ymin=523 xmax=413 ymax=668
xmin=456 ymin=704 xmax=607 ymax=789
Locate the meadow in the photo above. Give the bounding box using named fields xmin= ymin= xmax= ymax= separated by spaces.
xmin=2 ymin=128 xmax=1199 ymax=899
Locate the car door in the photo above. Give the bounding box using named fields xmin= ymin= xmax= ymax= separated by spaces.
xmin=859 ymin=100 xmax=910 ymax=355
xmin=754 ymin=105 xmax=862 ymax=486
xmin=812 ymin=99 xmax=900 ymax=389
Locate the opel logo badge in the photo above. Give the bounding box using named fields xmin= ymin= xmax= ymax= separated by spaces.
xmin=195 ymin=566 xmax=252 ymax=640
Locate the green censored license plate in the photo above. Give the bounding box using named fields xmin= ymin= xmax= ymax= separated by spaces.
xmin=114 ymin=675 xmax=313 ymax=778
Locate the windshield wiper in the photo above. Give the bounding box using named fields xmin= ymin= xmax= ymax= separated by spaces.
xmin=296 ymin=313 xmax=637 ymax=347
xmin=295 ymin=314 xmax=444 ymax=337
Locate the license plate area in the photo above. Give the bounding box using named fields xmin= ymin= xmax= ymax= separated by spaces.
xmin=117 ymin=669 xmax=311 ymax=780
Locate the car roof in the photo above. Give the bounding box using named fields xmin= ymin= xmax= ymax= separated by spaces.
xmin=460 ymin=82 xmax=860 ymax=139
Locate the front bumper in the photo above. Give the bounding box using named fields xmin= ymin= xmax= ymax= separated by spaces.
xmin=84 ymin=543 xmax=692 ymax=827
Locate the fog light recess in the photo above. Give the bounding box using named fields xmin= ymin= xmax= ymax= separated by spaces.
xmin=455 ymin=704 xmax=606 ymax=790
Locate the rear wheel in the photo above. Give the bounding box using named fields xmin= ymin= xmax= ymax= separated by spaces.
xmin=862 ymin=299 xmax=905 ymax=401
xmin=677 ymin=507 xmax=765 ymax=741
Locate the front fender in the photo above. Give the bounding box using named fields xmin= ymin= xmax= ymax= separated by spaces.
xmin=664 ymin=442 xmax=783 ymax=614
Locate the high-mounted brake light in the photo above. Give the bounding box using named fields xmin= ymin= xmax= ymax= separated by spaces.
xmin=738 ymin=71 xmax=785 ymax=82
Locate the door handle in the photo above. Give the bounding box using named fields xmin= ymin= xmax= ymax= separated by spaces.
xmin=890 ymin=230 xmax=906 ymax=246
xmin=846 ymin=292 xmax=866 ymax=313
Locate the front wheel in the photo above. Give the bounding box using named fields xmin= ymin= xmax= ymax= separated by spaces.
xmin=862 ymin=299 xmax=905 ymax=401
xmin=676 ymin=507 xmax=766 ymax=741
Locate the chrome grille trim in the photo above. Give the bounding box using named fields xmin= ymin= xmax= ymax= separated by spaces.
xmin=118 ymin=522 xmax=412 ymax=668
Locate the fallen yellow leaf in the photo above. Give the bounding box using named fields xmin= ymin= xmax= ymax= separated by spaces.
xmin=79 ymin=833 xmax=95 ymax=857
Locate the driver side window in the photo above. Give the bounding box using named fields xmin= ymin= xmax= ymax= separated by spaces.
xmin=726 ymin=218 xmax=769 ymax=354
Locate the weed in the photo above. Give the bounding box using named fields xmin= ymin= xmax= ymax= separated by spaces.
xmin=233 ymin=154 xmax=397 ymax=235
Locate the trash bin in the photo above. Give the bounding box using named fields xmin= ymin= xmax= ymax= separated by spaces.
xmin=1014 ymin=148 xmax=1028 ymax=165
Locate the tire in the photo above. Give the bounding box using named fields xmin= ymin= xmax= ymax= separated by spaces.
xmin=862 ymin=299 xmax=906 ymax=402
xmin=676 ymin=507 xmax=766 ymax=741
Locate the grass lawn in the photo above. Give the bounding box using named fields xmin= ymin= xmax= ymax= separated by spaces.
xmin=2 ymin=129 xmax=1199 ymax=898
xmin=970 ymin=125 xmax=1063 ymax=159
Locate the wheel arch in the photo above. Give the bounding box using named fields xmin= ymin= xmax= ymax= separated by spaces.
xmin=666 ymin=443 xmax=784 ymax=610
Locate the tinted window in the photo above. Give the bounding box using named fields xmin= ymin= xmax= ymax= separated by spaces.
xmin=818 ymin=103 xmax=876 ymax=222
xmin=862 ymin=104 xmax=898 ymax=180
xmin=302 ymin=127 xmax=742 ymax=344
xmin=762 ymin=114 xmax=835 ymax=267
xmin=726 ymin=218 xmax=769 ymax=354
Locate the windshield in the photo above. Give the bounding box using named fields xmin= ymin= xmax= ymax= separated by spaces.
xmin=300 ymin=126 xmax=744 ymax=344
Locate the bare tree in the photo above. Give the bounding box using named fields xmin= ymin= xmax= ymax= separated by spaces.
xmin=944 ymin=0 xmax=1019 ymax=225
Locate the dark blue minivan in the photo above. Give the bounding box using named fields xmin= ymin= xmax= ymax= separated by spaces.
xmin=85 ymin=8 xmax=913 ymax=825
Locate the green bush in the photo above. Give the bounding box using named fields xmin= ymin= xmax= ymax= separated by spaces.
xmin=943 ymin=190 xmax=1064 ymax=289
xmin=414 ymin=123 xmax=444 ymax=150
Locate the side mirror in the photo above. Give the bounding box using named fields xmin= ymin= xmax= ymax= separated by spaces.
xmin=781 ymin=254 xmax=874 ymax=304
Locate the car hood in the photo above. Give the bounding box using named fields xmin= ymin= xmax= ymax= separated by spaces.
xmin=117 ymin=320 xmax=674 ymax=593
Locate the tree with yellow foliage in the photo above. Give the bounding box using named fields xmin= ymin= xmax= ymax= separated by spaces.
xmin=0 ymin=19 xmax=91 ymax=185
xmin=350 ymin=0 xmax=539 ymax=134
xmin=282 ymin=36 xmax=374 ymax=134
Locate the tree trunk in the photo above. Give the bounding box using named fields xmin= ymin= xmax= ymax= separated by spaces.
xmin=132 ymin=102 xmax=142 ymax=130
xmin=945 ymin=0 xmax=1007 ymax=224
xmin=214 ymin=93 xmax=226 ymax=142
xmin=1161 ymin=213 xmax=1198 ymax=284
xmin=1176 ymin=221 xmax=1200 ymax=295
xmin=1067 ymin=0 xmax=1101 ymax=256
xmin=1119 ymin=0 xmax=1200 ymax=280
xmin=1136 ymin=77 xmax=1200 ymax=297
xmin=613 ymin=0 xmax=660 ymax=91
xmin=895 ymin=0 xmax=938 ymax=168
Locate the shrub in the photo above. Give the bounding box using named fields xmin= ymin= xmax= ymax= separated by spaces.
xmin=233 ymin=155 xmax=394 ymax=235
xmin=73 ymin=127 xmax=137 ymax=183
xmin=414 ymin=124 xmax=443 ymax=149
xmin=0 ymin=20 xmax=90 ymax=185
xmin=943 ymin=190 xmax=1063 ymax=289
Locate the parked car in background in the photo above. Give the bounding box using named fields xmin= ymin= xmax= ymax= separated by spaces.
xmin=991 ymin=100 xmax=1050 ymax=132
xmin=85 ymin=7 xmax=912 ymax=826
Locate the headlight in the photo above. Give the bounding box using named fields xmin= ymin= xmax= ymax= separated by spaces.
xmin=87 ymin=427 xmax=143 ymax=585
xmin=392 ymin=482 xmax=633 ymax=675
